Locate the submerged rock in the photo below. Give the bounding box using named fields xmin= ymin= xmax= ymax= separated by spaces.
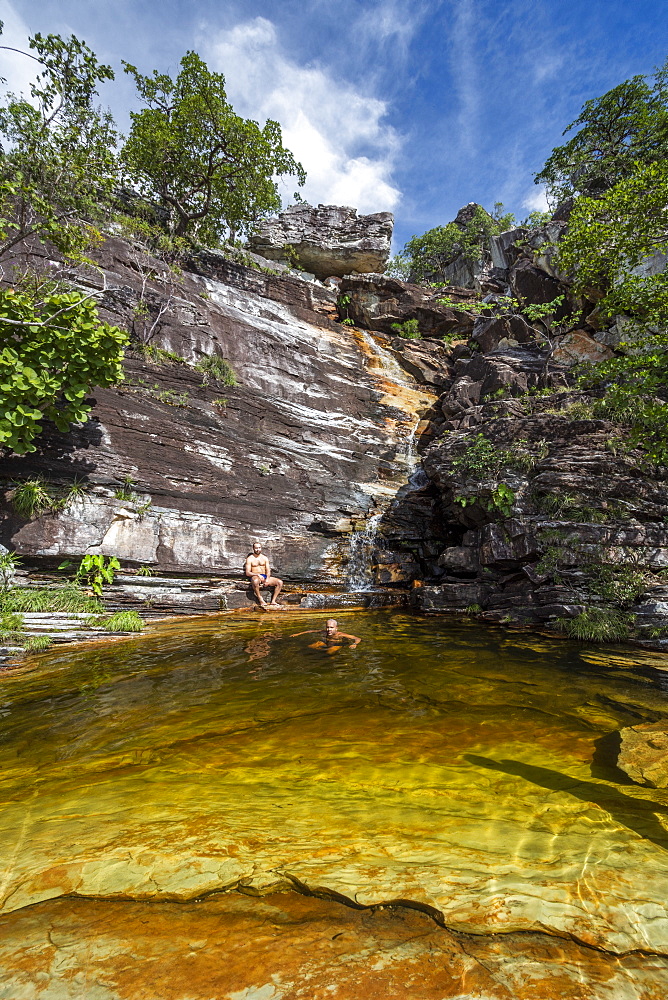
xmin=618 ymin=722 xmax=668 ymax=788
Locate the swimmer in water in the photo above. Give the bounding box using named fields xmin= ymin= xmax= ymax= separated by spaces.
xmin=290 ymin=618 xmax=361 ymax=655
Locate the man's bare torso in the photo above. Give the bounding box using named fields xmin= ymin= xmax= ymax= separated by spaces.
xmin=246 ymin=554 xmax=270 ymax=577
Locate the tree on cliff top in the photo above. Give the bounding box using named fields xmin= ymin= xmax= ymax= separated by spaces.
xmin=121 ymin=52 xmax=306 ymax=242
xmin=556 ymin=158 xmax=668 ymax=465
xmin=392 ymin=203 xmax=515 ymax=283
xmin=535 ymin=61 xmax=668 ymax=204
xmin=0 ymin=28 xmax=119 ymax=261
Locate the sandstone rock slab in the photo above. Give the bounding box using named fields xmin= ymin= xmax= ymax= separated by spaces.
xmin=247 ymin=203 xmax=393 ymax=280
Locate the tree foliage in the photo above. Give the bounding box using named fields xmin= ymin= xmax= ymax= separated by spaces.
xmin=0 ymin=30 xmax=118 ymax=260
xmin=0 ymin=277 xmax=127 ymax=453
xmin=557 ymin=159 xmax=668 ymax=465
xmin=121 ymin=52 xmax=306 ymax=241
xmin=558 ymin=160 xmax=668 ymax=326
xmin=535 ymin=61 xmax=668 ymax=203
xmin=399 ymin=203 xmax=515 ymax=283
xmin=0 ymin=27 xmax=127 ymax=454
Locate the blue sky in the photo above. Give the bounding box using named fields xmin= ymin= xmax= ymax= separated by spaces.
xmin=2 ymin=0 xmax=667 ymax=250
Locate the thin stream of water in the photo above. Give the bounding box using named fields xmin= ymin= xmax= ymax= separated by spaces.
xmin=347 ymin=333 xmax=424 ymax=590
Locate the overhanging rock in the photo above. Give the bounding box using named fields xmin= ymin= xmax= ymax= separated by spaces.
xmin=247 ymin=203 xmax=393 ymax=280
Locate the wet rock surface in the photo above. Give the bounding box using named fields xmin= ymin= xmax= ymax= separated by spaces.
xmin=247 ymin=203 xmax=393 ymax=280
xmin=340 ymin=273 xmax=476 ymax=340
xmin=1 ymin=891 xmax=666 ymax=1000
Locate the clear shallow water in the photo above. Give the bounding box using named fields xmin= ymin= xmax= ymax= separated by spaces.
xmin=1 ymin=610 xmax=668 ymax=957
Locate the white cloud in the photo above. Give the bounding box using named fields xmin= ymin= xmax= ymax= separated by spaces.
xmin=200 ymin=16 xmax=402 ymax=215
xmin=522 ymin=186 xmax=550 ymax=213
xmin=0 ymin=1 xmax=36 ymax=99
xmin=448 ymin=0 xmax=479 ymax=156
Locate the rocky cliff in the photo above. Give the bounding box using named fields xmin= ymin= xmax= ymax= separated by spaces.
xmin=3 ymin=203 xmax=668 ymax=641
xmin=0 ymin=228 xmax=434 ymax=608
xmin=340 ymin=211 xmax=668 ymax=648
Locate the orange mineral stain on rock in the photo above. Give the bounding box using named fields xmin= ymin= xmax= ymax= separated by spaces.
xmin=1 ymin=892 xmax=666 ymax=1000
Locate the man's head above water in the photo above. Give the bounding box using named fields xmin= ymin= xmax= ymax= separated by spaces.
xmin=325 ymin=619 xmax=338 ymax=636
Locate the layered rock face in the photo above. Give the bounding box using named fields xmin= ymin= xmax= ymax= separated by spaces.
xmin=0 ymin=235 xmax=433 ymax=585
xmin=247 ymin=203 xmax=393 ymax=279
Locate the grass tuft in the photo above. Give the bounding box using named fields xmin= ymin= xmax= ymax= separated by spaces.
xmin=0 ymin=611 xmax=24 ymax=640
xmin=98 ymin=610 xmax=145 ymax=632
xmin=23 ymin=635 xmax=53 ymax=652
xmin=0 ymin=585 xmax=102 ymax=614
xmin=556 ymin=607 xmax=634 ymax=642
xmin=195 ymin=354 xmax=237 ymax=386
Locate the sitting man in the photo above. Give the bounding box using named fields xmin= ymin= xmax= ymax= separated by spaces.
xmin=245 ymin=541 xmax=284 ymax=609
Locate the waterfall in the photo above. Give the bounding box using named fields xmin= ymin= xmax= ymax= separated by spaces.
xmin=346 ymin=332 xmax=427 ymax=590
xmin=346 ymin=512 xmax=383 ymax=591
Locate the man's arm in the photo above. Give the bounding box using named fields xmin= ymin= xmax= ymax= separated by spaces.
xmin=244 ymin=555 xmax=254 ymax=578
xmin=337 ymin=631 xmax=361 ymax=647
xmin=290 ymin=630 xmax=319 ymax=637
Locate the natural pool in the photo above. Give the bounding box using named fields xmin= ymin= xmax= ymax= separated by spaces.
xmin=1 ymin=609 xmax=668 ymax=997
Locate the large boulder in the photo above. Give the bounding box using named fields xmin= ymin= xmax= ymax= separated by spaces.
xmin=247 ymin=203 xmax=393 ymax=280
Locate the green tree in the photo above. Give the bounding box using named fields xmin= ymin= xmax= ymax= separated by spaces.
xmin=121 ymin=51 xmax=306 ymax=242
xmin=535 ymin=62 xmax=668 ymax=203
xmin=0 ymin=29 xmax=119 ymax=260
xmin=402 ymin=203 xmax=515 ymax=283
xmin=558 ymin=159 xmax=668 ymax=328
xmin=557 ymin=159 xmax=668 ymax=464
xmin=0 ymin=275 xmax=127 ymax=454
xmin=0 ymin=28 xmax=127 ymax=455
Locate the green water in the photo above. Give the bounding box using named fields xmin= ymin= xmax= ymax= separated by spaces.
xmin=1 ymin=610 xmax=668 ymax=952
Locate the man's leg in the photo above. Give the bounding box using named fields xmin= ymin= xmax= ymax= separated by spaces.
xmin=266 ymin=576 xmax=283 ymax=605
xmin=250 ymin=575 xmax=268 ymax=607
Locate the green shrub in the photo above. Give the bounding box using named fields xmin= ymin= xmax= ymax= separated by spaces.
xmin=195 ymin=354 xmax=237 ymax=386
xmin=452 ymin=434 xmax=541 ymax=479
xmin=535 ymin=493 xmax=609 ymax=523
xmin=76 ymin=555 xmax=120 ymax=596
xmin=556 ymin=608 xmax=634 ymax=642
xmin=390 ymin=318 xmax=421 ymax=340
xmin=136 ymin=565 xmax=154 ymax=577
xmin=588 ymin=565 xmax=647 ymax=606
